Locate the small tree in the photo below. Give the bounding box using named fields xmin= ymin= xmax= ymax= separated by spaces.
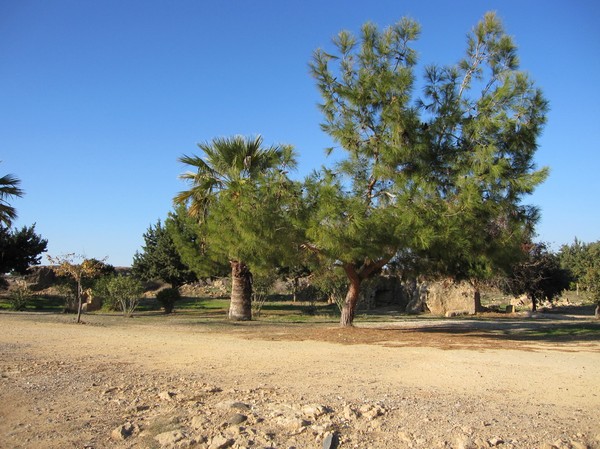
xmin=251 ymin=270 xmax=278 ymax=318
xmin=104 ymin=276 xmax=143 ymax=317
xmin=7 ymin=280 xmax=32 ymax=311
xmin=47 ymin=254 xmax=106 ymax=323
xmin=502 ymin=243 xmax=570 ymax=311
xmin=156 ymin=287 xmax=181 ymax=314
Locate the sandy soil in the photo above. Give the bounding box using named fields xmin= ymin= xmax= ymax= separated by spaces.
xmin=0 ymin=311 xmax=599 ymax=449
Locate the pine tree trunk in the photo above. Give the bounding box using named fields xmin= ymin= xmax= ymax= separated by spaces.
xmin=474 ymin=289 xmax=483 ymax=313
xmin=340 ymin=270 xmax=361 ymax=327
xmin=292 ymin=277 xmax=299 ymax=303
xmin=229 ymin=260 xmax=252 ymax=321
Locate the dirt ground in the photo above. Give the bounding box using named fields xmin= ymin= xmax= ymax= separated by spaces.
xmin=0 ymin=311 xmax=599 ymax=449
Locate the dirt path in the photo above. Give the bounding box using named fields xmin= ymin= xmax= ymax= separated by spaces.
xmin=0 ymin=312 xmax=599 ymax=449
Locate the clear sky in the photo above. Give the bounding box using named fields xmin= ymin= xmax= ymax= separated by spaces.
xmin=1 ymin=0 xmax=599 ymax=267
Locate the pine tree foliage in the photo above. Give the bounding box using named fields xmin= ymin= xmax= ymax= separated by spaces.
xmin=165 ymin=205 xmax=229 ymax=279
xmin=132 ymin=219 xmax=196 ymax=288
xmin=309 ymin=12 xmax=548 ymax=325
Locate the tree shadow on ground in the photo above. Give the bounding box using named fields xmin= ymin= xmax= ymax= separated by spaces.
xmin=403 ymin=320 xmax=600 ymax=345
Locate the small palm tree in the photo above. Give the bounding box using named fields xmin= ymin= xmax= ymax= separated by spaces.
xmin=174 ymin=135 xmax=295 ymax=320
xmin=0 ymin=167 xmax=24 ymax=226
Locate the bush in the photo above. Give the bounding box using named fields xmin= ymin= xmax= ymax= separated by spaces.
xmin=56 ymin=280 xmax=77 ymax=312
xmin=94 ymin=276 xmax=119 ymax=311
xmin=93 ymin=275 xmax=143 ymax=317
xmin=8 ymin=280 xmax=31 ymax=311
xmin=156 ymin=287 xmax=181 ymax=314
xmin=111 ymin=276 xmax=143 ymax=317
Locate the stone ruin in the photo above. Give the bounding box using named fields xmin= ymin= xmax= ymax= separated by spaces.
xmin=358 ymin=275 xmax=480 ymax=317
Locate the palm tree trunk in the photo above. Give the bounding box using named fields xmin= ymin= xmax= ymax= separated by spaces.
xmin=229 ymin=260 xmax=252 ymax=320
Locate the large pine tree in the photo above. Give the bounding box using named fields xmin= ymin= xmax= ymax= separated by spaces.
xmin=308 ymin=12 xmax=548 ymax=326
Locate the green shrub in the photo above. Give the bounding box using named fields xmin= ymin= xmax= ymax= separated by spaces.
xmin=93 ymin=275 xmax=143 ymax=317
xmin=94 ymin=276 xmax=119 ymax=311
xmin=8 ymin=280 xmax=31 ymax=311
xmin=111 ymin=276 xmax=143 ymax=317
xmin=156 ymin=287 xmax=181 ymax=314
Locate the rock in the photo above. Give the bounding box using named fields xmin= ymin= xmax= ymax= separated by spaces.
xmin=322 ymin=432 xmax=338 ymax=449
xmin=191 ymin=415 xmax=209 ymax=429
xmin=110 ymin=422 xmax=136 ymax=440
xmin=154 ymin=430 xmax=186 ymax=446
xmin=426 ymin=279 xmax=478 ymax=316
xmin=231 ymin=402 xmax=251 ymax=411
xmin=287 ymin=418 xmax=310 ymax=432
xmin=343 ymin=405 xmax=358 ymax=420
xmin=208 ymin=434 xmax=234 ymax=449
xmin=158 ymin=391 xmax=176 ymax=401
xmin=359 ymin=404 xmax=385 ymax=420
xmin=227 ymin=413 xmax=247 ymax=425
xmin=302 ymin=404 xmax=327 ymax=419
xmin=488 ymin=437 xmax=504 ymax=446
xmin=453 ymin=434 xmax=473 ymax=449
xmin=398 ymin=431 xmax=412 ymax=443
xmin=570 ymin=442 xmax=588 ymax=449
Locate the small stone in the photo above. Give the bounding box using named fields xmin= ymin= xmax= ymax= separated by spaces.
xmin=343 ymin=405 xmax=358 ymax=420
xmin=191 ymin=415 xmax=209 ymax=429
xmin=398 ymin=431 xmax=411 ymax=443
xmin=322 ymin=431 xmax=339 ymax=449
xmin=227 ymin=413 xmax=247 ymax=425
xmin=302 ymin=404 xmax=327 ymax=419
xmin=154 ymin=430 xmax=186 ymax=446
xmin=209 ymin=434 xmax=234 ymax=449
xmin=158 ymin=391 xmax=176 ymax=401
xmin=570 ymin=442 xmax=587 ymax=449
xmin=360 ymin=405 xmax=385 ymax=420
xmin=110 ymin=422 xmax=135 ymax=440
xmin=488 ymin=437 xmax=504 ymax=446
xmin=231 ymin=402 xmax=251 ymax=411
xmin=205 ymin=386 xmax=223 ymax=393
xmin=454 ymin=434 xmax=474 ymax=449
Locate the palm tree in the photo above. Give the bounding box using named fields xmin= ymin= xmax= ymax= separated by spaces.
xmin=0 ymin=168 xmax=24 ymax=227
xmin=174 ymin=135 xmax=296 ymax=320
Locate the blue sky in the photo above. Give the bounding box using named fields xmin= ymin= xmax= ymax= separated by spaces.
xmin=1 ymin=0 xmax=598 ymax=267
